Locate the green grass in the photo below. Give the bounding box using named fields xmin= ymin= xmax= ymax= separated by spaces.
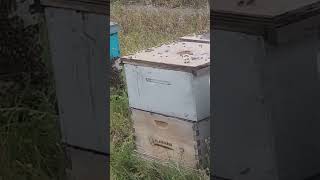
xmin=0 ymin=15 xmax=65 ymax=180
xmin=110 ymin=2 xmax=209 ymax=180
xmin=0 ymin=84 xmax=65 ymax=180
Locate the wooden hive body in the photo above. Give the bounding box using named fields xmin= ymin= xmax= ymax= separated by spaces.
xmin=212 ymin=2 xmax=320 ymax=179
xmin=44 ymin=6 xmax=109 ymax=154
xmin=212 ymin=27 xmax=320 ymax=180
xmin=131 ymin=108 xmax=210 ymax=169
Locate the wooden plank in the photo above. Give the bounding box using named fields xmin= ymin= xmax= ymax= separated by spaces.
xmin=44 ymin=7 xmax=109 ymax=153
xmin=131 ymin=108 xmax=210 ymax=168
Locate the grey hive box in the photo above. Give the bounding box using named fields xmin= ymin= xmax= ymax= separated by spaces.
xmin=38 ymin=1 xmax=109 ymax=179
xmin=121 ymin=41 xmax=210 ymax=121
xmin=212 ymin=1 xmax=320 ymax=180
xmin=38 ymin=0 xmax=109 ymax=154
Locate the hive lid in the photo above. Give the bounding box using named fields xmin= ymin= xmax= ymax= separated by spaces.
xmin=212 ymin=0 xmax=320 ymax=18
xmin=179 ymin=33 xmax=210 ymax=44
xmin=39 ymin=0 xmax=109 ymax=15
xmin=121 ymin=41 xmax=210 ymax=72
xmin=110 ymin=22 xmax=119 ymax=34
xmin=212 ymin=0 xmax=320 ymax=42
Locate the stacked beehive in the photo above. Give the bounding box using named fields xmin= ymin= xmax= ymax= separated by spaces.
xmin=121 ymin=34 xmax=210 ymax=169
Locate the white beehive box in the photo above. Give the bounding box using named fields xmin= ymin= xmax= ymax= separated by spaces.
xmin=131 ymin=108 xmax=210 ymax=169
xmin=121 ymin=41 xmax=210 ymax=121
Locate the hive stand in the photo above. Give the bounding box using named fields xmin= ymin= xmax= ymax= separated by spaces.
xmin=212 ymin=1 xmax=320 ymax=180
xmin=36 ymin=1 xmax=109 ymax=179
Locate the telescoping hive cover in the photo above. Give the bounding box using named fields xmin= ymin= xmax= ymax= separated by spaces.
xmin=39 ymin=0 xmax=109 ymax=14
xmin=121 ymin=41 xmax=210 ymax=72
xmin=212 ymin=0 xmax=320 ymax=17
xmin=211 ymin=0 xmax=320 ymax=42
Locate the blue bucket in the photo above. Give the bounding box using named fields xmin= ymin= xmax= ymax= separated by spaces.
xmin=110 ymin=22 xmax=121 ymax=61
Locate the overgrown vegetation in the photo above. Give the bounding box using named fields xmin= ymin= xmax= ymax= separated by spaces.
xmin=110 ymin=2 xmax=209 ymax=179
xmin=0 ymin=12 xmax=65 ymax=180
xmin=111 ymin=2 xmax=209 ymax=56
xmin=110 ymin=0 xmax=209 ymax=8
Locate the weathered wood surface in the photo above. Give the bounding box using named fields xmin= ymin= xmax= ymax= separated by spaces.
xmin=131 ymin=108 xmax=210 ymax=168
xmin=65 ymin=147 xmax=109 ymax=180
xmin=121 ymin=41 xmax=210 ymax=72
xmin=212 ymin=29 xmax=320 ymax=180
xmin=179 ymin=33 xmax=210 ymax=44
xmin=44 ymin=7 xmax=109 ymax=153
xmin=212 ymin=30 xmax=276 ymax=180
xmin=213 ymin=0 xmax=320 ymax=18
xmin=212 ymin=0 xmax=320 ymax=44
xmin=124 ymin=64 xmax=210 ymax=121
xmin=40 ymin=0 xmax=109 ymax=15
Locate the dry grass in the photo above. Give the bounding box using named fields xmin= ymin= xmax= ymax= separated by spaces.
xmin=111 ymin=0 xmax=209 ymax=8
xmin=111 ymin=2 xmax=209 ymax=56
